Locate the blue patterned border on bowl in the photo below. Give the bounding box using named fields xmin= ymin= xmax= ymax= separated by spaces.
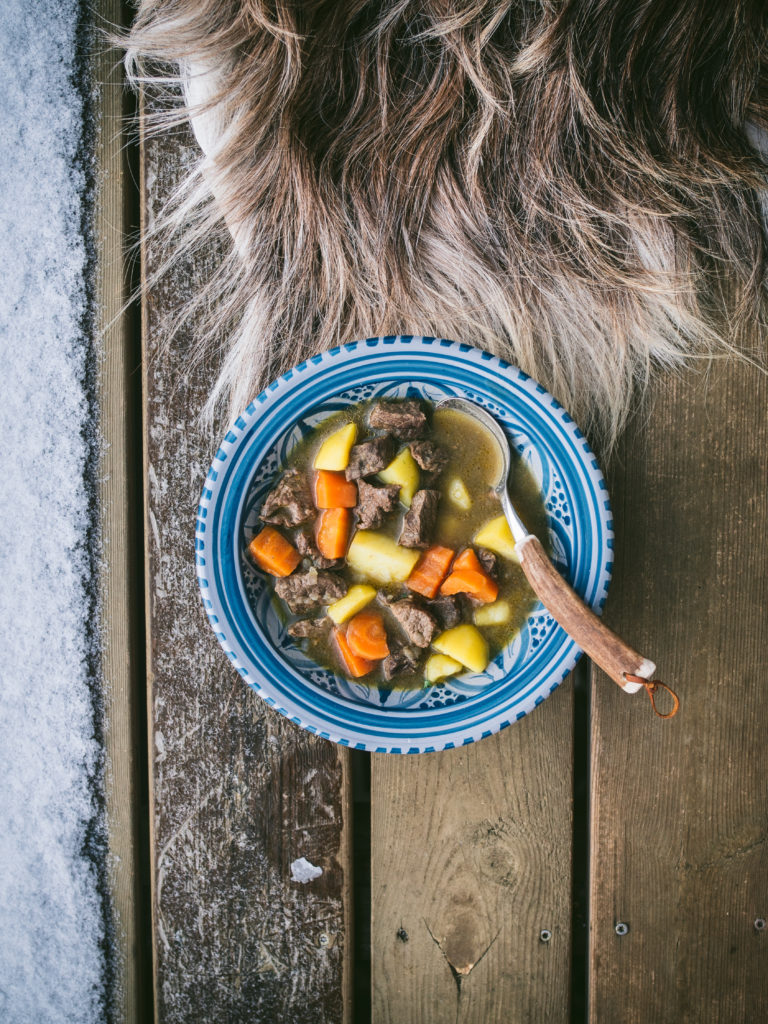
xmin=196 ymin=336 xmax=613 ymax=753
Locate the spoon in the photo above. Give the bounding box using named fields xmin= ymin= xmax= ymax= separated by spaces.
xmin=436 ymin=397 xmax=678 ymax=715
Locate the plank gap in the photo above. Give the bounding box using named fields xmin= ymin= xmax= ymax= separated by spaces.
xmin=122 ymin=43 xmax=155 ymax=1023
xmin=93 ymin=0 xmax=155 ymax=1018
xmin=351 ymin=751 xmax=372 ymax=1024
xmin=571 ymin=660 xmax=591 ymax=1024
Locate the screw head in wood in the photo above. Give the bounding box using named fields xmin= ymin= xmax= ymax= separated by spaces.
xmin=539 ymin=929 xmax=552 ymax=943
xmin=755 ymin=918 xmax=766 ymax=932
xmin=615 ymin=922 xmax=629 ymax=936
xmin=319 ymin=933 xmax=330 ymax=946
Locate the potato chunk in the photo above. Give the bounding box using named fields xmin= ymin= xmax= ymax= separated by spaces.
xmin=424 ymin=653 xmax=464 ymax=683
xmin=313 ymin=422 xmax=358 ymax=471
xmin=346 ymin=531 xmax=421 ymax=584
xmin=378 ymin=448 xmax=420 ymax=506
xmin=473 ymin=600 xmax=512 ymax=627
xmin=327 ymin=584 xmax=377 ymax=625
xmin=473 ymin=514 xmax=519 ymax=561
xmin=432 ymin=624 xmax=490 ymax=673
xmin=446 ymin=476 xmax=472 ymax=510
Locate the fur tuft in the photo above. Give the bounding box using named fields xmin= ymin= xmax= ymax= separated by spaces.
xmin=125 ymin=0 xmax=768 ymax=448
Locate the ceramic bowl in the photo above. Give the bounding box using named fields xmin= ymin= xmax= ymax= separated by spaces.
xmin=196 ymin=336 xmax=613 ymax=752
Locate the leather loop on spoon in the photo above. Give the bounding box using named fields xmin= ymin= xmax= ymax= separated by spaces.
xmin=625 ymin=675 xmax=680 ymax=718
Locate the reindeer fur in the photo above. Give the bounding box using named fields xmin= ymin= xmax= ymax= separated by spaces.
xmin=126 ymin=0 xmax=768 ymax=446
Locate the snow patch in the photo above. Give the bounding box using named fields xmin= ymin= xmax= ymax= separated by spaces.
xmin=0 ymin=2 xmax=106 ymax=1022
xmin=290 ymin=857 xmax=323 ymax=884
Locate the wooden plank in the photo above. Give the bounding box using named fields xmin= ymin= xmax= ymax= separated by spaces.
xmin=141 ymin=100 xmax=352 ymax=1021
xmin=589 ymin=361 xmax=768 ymax=1022
xmin=92 ymin=3 xmax=150 ymax=1019
xmin=372 ymin=687 xmax=574 ymax=1023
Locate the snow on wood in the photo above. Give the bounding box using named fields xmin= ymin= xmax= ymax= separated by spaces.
xmin=291 ymin=858 xmax=325 ymax=884
xmin=0 ymin=2 xmax=107 ymax=1021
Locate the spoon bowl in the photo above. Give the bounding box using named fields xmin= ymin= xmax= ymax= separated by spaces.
xmin=436 ymin=396 xmax=529 ymax=543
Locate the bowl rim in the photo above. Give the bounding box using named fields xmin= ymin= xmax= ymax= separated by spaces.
xmin=196 ymin=335 xmax=613 ymax=753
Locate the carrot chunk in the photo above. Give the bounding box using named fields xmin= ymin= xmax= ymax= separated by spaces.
xmin=346 ymin=610 xmax=390 ymax=660
xmin=440 ymin=568 xmax=499 ymax=604
xmin=334 ymin=627 xmax=375 ymax=678
xmin=453 ymin=547 xmax=483 ymax=573
xmin=315 ymin=507 xmax=352 ymax=559
xmin=441 ymin=546 xmax=499 ymax=602
xmin=314 ymin=470 xmax=358 ymax=509
xmin=248 ymin=526 xmax=302 ymax=577
xmin=406 ymin=544 xmax=455 ymax=599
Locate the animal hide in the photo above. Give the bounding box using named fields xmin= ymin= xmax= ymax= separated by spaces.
xmin=126 ymin=0 xmax=768 ymax=447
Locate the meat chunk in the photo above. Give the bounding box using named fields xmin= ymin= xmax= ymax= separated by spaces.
xmin=260 ymin=468 xmax=315 ymax=527
xmin=287 ymin=617 xmax=331 ymax=640
xmin=388 ymin=599 xmax=438 ymax=648
xmin=428 ymin=594 xmax=467 ymax=630
xmin=294 ymin=530 xmax=314 ymax=557
xmin=355 ymin=479 xmax=400 ymax=529
xmin=294 ymin=529 xmax=340 ymax=570
xmin=368 ymin=399 xmax=427 ymax=439
xmin=399 ymin=489 xmax=440 ymax=549
xmin=382 ymin=640 xmax=422 ymax=682
xmin=476 ymin=547 xmax=499 ymax=580
xmin=408 ymin=440 xmax=448 ymax=476
xmin=274 ymin=568 xmax=346 ymax=614
xmin=345 ymin=435 xmax=396 ymax=480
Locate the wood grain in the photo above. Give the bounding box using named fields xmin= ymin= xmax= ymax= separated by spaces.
xmin=372 ymin=687 xmax=574 ymax=1023
xmin=92 ymin=3 xmax=150 ymax=1019
xmin=589 ymin=361 xmax=768 ymax=1022
xmin=141 ymin=99 xmax=352 ymax=1023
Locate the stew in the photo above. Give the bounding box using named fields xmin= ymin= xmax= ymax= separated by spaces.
xmin=245 ymin=397 xmax=549 ymax=689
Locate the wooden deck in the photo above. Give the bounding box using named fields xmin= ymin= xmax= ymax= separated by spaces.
xmin=95 ymin=6 xmax=768 ymax=1021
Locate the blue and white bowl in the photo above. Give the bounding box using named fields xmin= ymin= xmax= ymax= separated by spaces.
xmin=196 ymin=336 xmax=613 ymax=753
